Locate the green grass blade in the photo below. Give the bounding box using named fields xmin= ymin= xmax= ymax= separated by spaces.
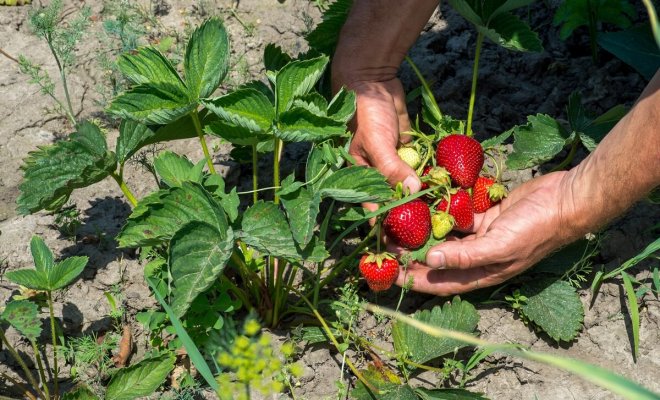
xmin=366 ymin=304 xmax=660 ymax=400
xmin=621 ymin=271 xmax=640 ymax=361
xmin=146 ymin=278 xmax=218 ymax=391
xmin=642 ymin=0 xmax=660 ymax=48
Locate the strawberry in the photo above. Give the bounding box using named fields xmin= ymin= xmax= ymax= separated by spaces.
xmin=359 ymin=252 xmax=399 ymax=292
xmin=383 ymin=199 xmax=431 ymax=249
xmin=432 ymin=212 xmax=454 ymax=239
xmin=473 ymin=176 xmax=507 ymax=213
xmin=436 ymin=189 xmax=474 ymax=231
xmin=436 ymin=134 xmax=484 ymax=189
xmin=397 ymin=146 xmax=421 ymax=169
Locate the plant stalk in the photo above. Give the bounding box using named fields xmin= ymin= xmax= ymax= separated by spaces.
xmin=30 ymin=340 xmax=50 ymax=400
xmin=252 ymin=144 xmax=258 ymax=204
xmin=192 ymin=109 xmax=217 ymax=174
xmin=587 ymin=0 xmax=599 ymax=63
xmin=466 ymin=31 xmax=484 ymax=137
xmin=550 ymin=138 xmax=580 ymax=172
xmin=0 ymin=330 xmax=44 ymax=399
xmin=273 ymin=138 xmax=283 ymax=204
xmin=47 ymin=291 xmax=60 ymax=399
xmin=45 ymin=35 xmax=76 ymax=127
xmin=110 ymin=172 xmax=138 ymax=207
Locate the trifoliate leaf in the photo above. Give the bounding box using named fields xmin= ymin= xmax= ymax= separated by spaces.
xmin=115 ymin=120 xmax=155 ymax=164
xmin=153 ymin=151 xmax=203 ymax=187
xmin=107 ymin=82 xmax=196 ymax=125
xmin=319 ymin=166 xmax=393 ymax=203
xmin=275 ymin=106 xmax=347 ymax=142
xmin=275 ymin=56 xmax=329 ymax=115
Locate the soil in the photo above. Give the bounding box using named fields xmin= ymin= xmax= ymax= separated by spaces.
xmin=1 ymin=1 xmax=658 ymax=399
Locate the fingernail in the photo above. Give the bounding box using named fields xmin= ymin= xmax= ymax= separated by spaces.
xmin=403 ymin=175 xmax=421 ymax=194
xmin=427 ymin=251 xmax=446 ymax=268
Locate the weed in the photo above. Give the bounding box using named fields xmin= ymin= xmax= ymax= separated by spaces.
xmin=62 ymin=332 xmax=119 ymax=385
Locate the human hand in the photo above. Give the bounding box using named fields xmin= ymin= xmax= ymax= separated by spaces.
xmin=394 ymin=171 xmax=583 ymax=295
xmin=341 ymin=78 xmax=421 ymax=196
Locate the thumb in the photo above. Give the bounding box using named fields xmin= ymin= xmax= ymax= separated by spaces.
xmin=367 ymin=146 xmax=421 ymax=194
xmin=426 ymin=236 xmax=509 ymax=269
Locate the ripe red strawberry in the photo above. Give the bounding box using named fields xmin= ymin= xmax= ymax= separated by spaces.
xmin=473 ymin=176 xmax=507 ymax=213
xmin=436 ymin=134 xmax=484 ymax=189
xmin=383 ymin=199 xmax=431 ymax=249
xmin=359 ymin=252 xmax=399 ymax=292
xmin=436 ymin=189 xmax=474 ymax=231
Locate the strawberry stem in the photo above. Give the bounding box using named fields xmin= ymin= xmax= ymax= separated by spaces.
xmin=466 ymin=31 xmax=484 ymax=137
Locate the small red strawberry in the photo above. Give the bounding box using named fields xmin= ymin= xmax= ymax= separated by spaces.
xmin=359 ymin=252 xmax=399 ymax=292
xmin=436 ymin=189 xmax=474 ymax=231
xmin=436 ymin=134 xmax=484 ymax=189
xmin=383 ymin=199 xmax=431 ymax=249
xmin=473 ymin=176 xmax=507 ymax=213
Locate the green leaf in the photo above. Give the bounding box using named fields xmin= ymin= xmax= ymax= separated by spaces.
xmin=153 ymin=151 xmax=203 ymax=187
xmin=305 ymin=143 xmax=343 ymax=192
xmin=116 ymin=120 xmax=156 ymax=165
xmin=205 ymin=121 xmax=272 ymax=146
xmin=293 ymin=92 xmax=329 ymax=117
xmin=184 ymin=18 xmax=229 ymax=99
xmin=169 ymin=221 xmax=234 ymax=317
xmin=18 ymin=121 xmax=116 ymax=215
xmin=30 ymin=235 xmax=53 ymax=274
xmin=264 ymin=43 xmax=292 ymax=72
xmin=416 ymin=388 xmax=489 ymax=400
xmin=118 ymin=182 xmax=227 ymax=247
xmin=480 ymin=12 xmax=543 ymax=52
xmin=105 ymin=354 xmax=175 ymax=400
xmin=62 ymin=385 xmax=100 ymax=400
xmin=116 ymin=46 xmax=185 ymax=88
xmin=239 ymin=201 xmax=301 ymax=260
xmin=4 ymin=269 xmax=48 ymax=290
xmin=305 ymin=0 xmax=352 ymax=55
xmin=47 ymin=256 xmax=88 ymax=290
xmin=486 ymin=0 xmax=536 ymax=21
xmin=447 ymin=0 xmax=484 ymax=27
xmin=481 ymin=127 xmax=513 ymax=149
xmin=621 ymin=271 xmax=640 ymax=360
xmin=280 ymin=184 xmax=321 ymax=248
xmin=598 ymin=24 xmax=660 ymax=81
xmin=554 ymin=0 xmax=636 ymax=40
xmin=276 ymin=107 xmax=347 ymax=142
xmin=579 ymin=105 xmax=627 ymax=151
xmin=319 ymin=166 xmax=393 ymax=203
xmin=107 ymin=82 xmax=196 ymax=125
xmin=392 ymin=297 xmax=479 ymax=365
xmin=275 ymin=56 xmax=329 ymax=115
xmin=202 ymin=88 xmax=274 ymax=132
xmin=520 ymin=279 xmax=584 ymax=342
xmin=327 ymin=86 xmax=357 ymax=123
xmin=1 ymin=300 xmax=42 ymax=342
xmin=506 ymin=114 xmax=571 ymax=170
xmin=532 ymin=239 xmax=597 ymax=276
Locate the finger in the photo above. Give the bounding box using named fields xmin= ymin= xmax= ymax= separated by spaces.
xmin=425 ymin=234 xmax=512 ymax=269
xmin=367 ymin=145 xmax=421 ymax=193
xmin=397 ymin=263 xmax=516 ymax=296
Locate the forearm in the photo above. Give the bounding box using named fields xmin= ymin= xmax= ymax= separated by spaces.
xmin=561 ymin=71 xmax=660 ymax=238
xmin=332 ymin=0 xmax=439 ymax=87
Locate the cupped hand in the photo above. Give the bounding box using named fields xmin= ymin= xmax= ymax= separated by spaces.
xmin=395 ymin=171 xmax=583 ymax=295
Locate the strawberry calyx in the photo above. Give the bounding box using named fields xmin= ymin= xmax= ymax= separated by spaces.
xmin=487 ymin=182 xmax=507 ymax=201
xmin=362 ymin=251 xmax=396 ymax=269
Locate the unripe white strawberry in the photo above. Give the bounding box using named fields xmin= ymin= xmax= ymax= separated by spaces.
xmin=397 ymin=146 xmax=421 ymax=169
xmin=432 ymin=212 xmax=454 ymax=239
